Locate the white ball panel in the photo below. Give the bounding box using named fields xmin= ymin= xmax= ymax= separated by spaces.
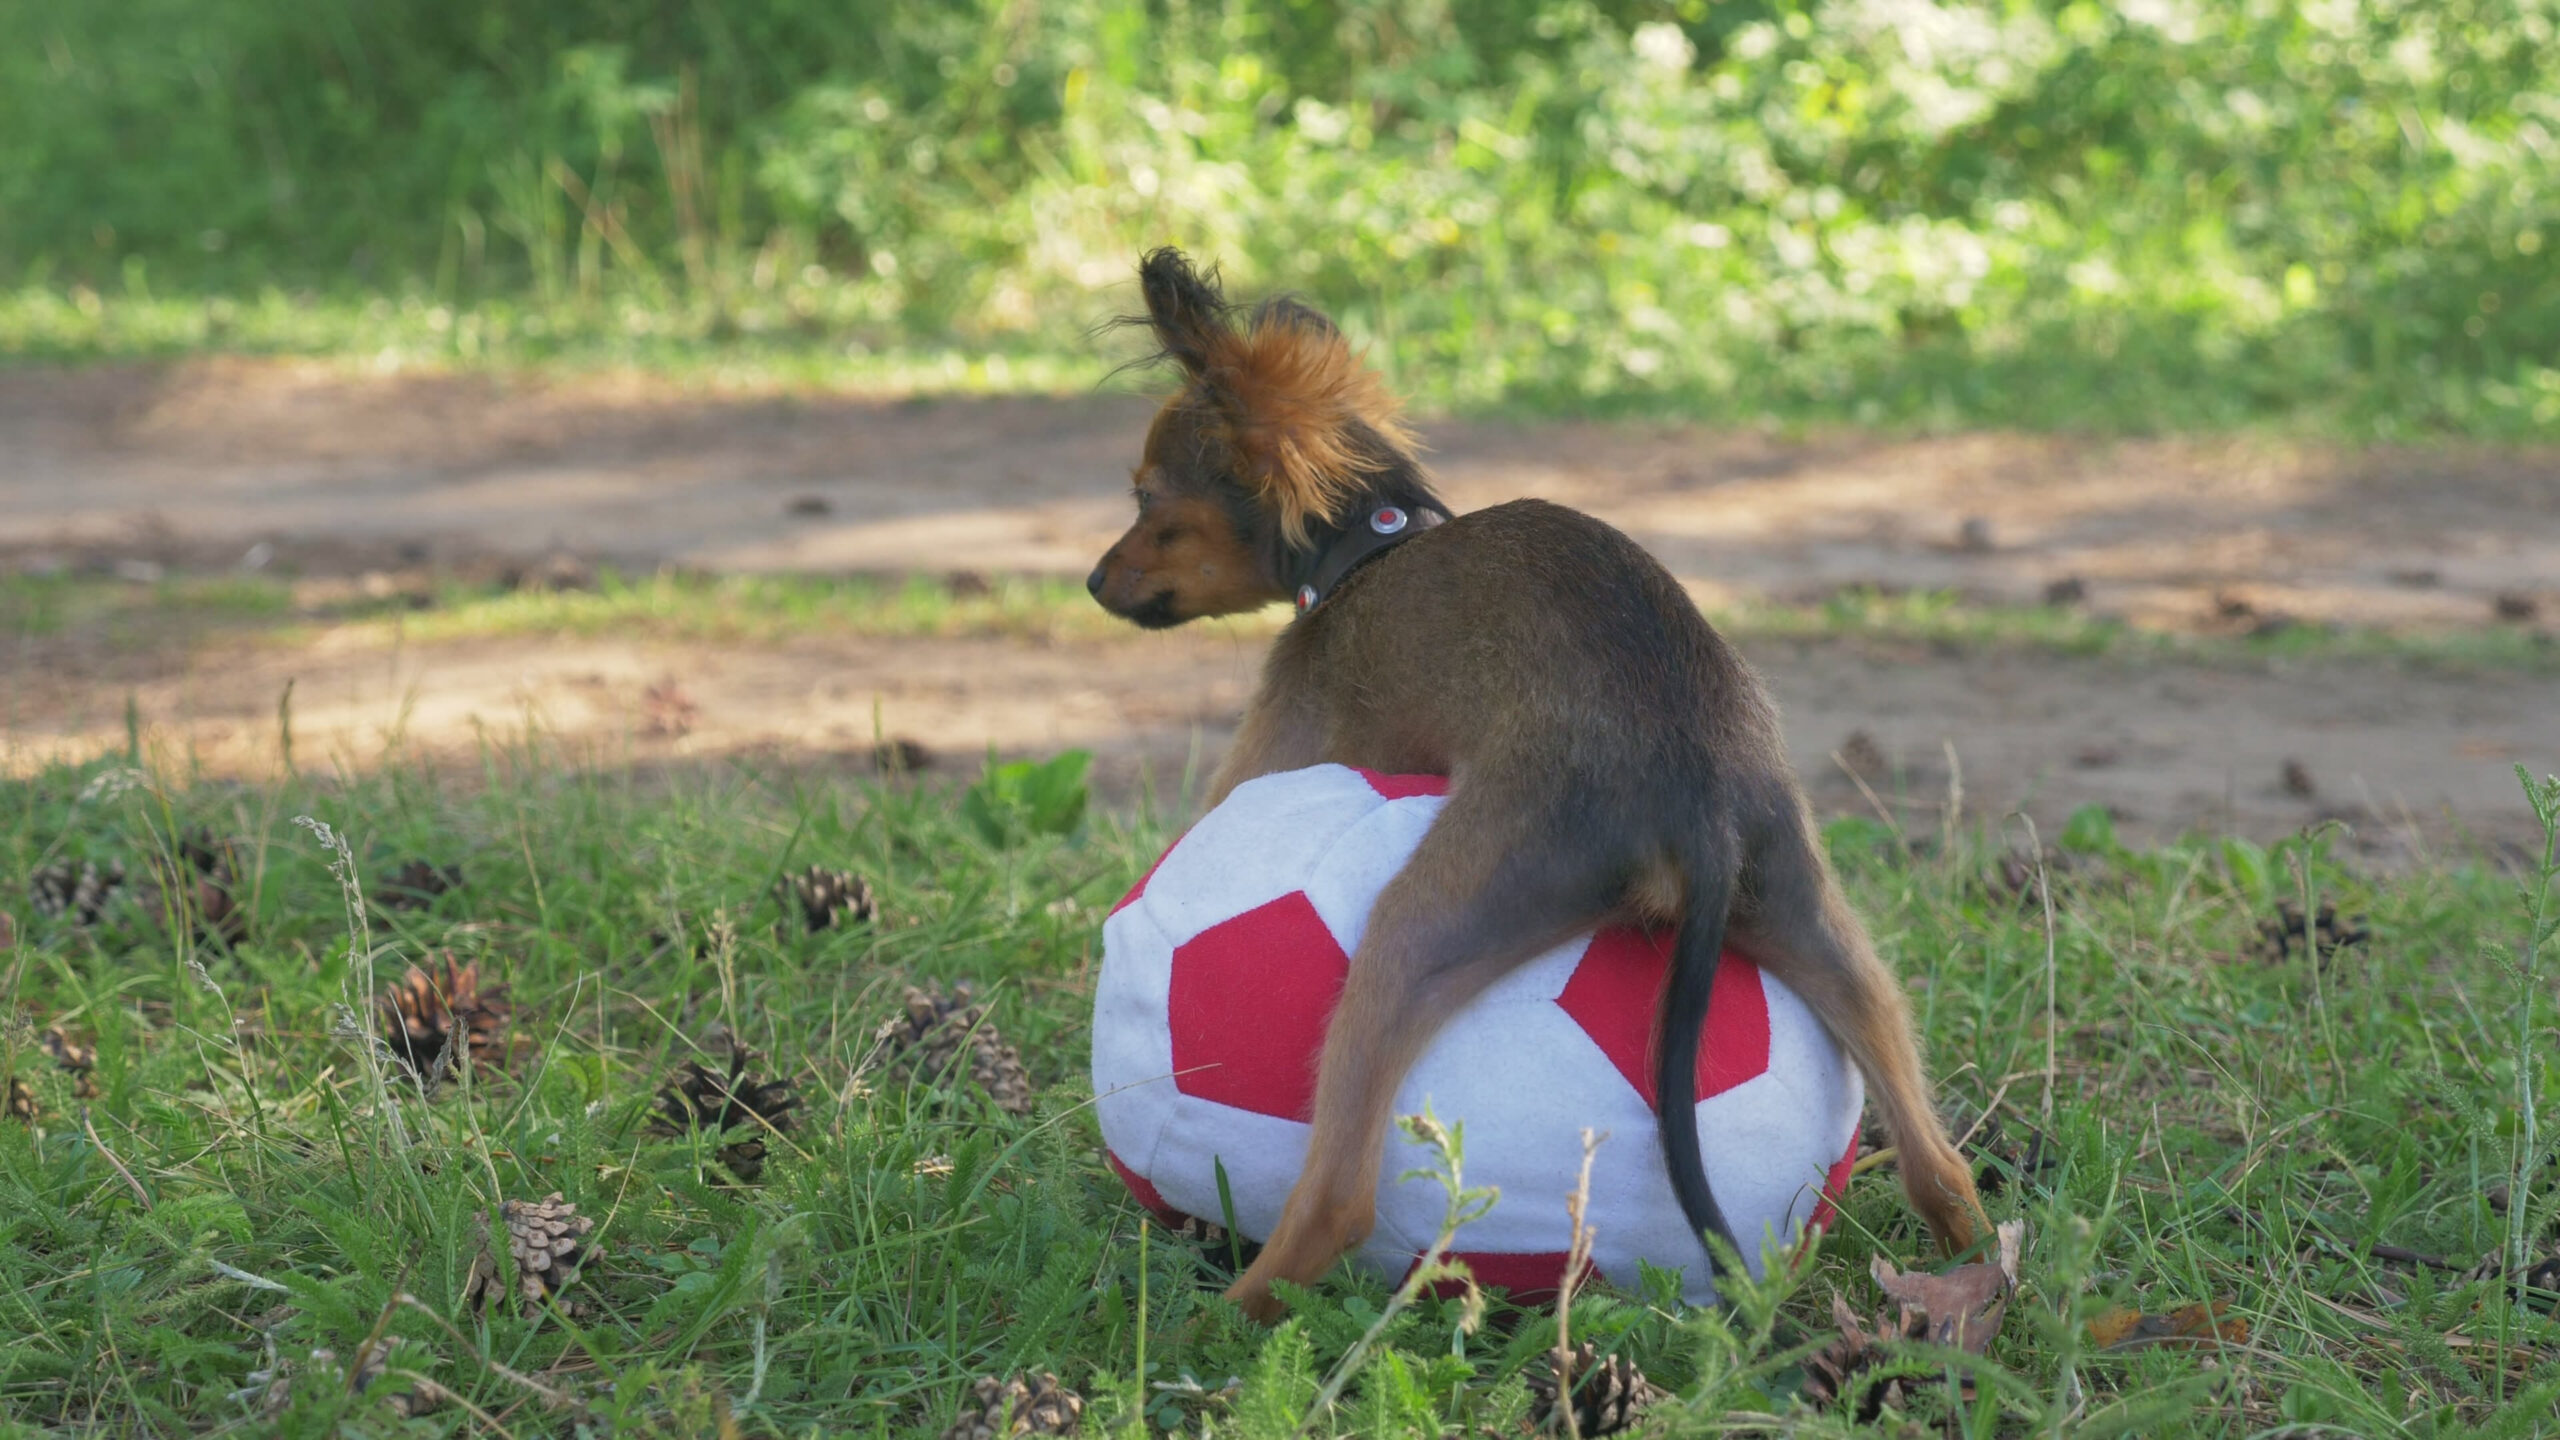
xmin=1581 ymin=1125 xmax=1707 ymax=1296
xmin=1153 ymin=1102 xmax=1312 ymax=1239
xmin=1692 ymin=1076 xmax=1823 ymax=1270
xmin=1093 ymin=900 xmax=1181 ymax=1181
xmin=1299 ymin=793 xmax=1445 ymax=953
xmin=1140 ymin=766 xmax=1384 ymax=947
xmin=1763 ymin=966 xmax=1858 ymax=1114
xmin=1370 ymin=999 xmax=1660 ymax=1265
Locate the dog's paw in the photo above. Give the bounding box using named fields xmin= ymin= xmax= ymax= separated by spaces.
xmin=1221 ymin=1275 xmax=1288 ymax=1325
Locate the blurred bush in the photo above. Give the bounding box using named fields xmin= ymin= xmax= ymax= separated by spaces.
xmin=2 ymin=0 xmax=2553 ymax=432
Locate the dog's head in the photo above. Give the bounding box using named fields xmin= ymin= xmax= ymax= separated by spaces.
xmin=1087 ymin=248 xmax=1427 ymax=628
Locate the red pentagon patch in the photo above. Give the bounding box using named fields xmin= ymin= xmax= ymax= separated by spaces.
xmin=1168 ymin=892 xmax=1348 ymax=1120
xmin=1106 ymin=1148 xmax=1194 ymax=1228
xmin=1402 ymin=1249 xmax=1592 ymax=1303
xmin=1110 ymin=838 xmax=1180 ymax=917
xmin=1808 ymin=1131 xmax=1859 ymax=1232
xmin=1554 ymin=930 xmax=1771 ymax=1107
xmin=1353 ymin=769 xmax=1450 ymax=800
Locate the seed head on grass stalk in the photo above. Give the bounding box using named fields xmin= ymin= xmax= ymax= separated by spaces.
xmin=1532 ymin=1127 xmax=1669 ymax=1438
xmin=1299 ymin=1105 xmax=1497 ymax=1432
xmin=1547 ymin=1126 xmax=1604 ymax=1440
xmin=297 ymin=817 xmax=394 ymax=1102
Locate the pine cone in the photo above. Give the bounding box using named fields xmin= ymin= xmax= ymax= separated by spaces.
xmin=378 ymin=954 xmax=512 ymax=1087
xmin=487 ymin=1193 xmax=595 ymax=1312
xmin=639 ymin=679 xmax=699 ymax=738
xmin=41 ymin=1025 xmax=95 ymax=1073
xmin=2252 ymin=901 xmax=2370 ymax=962
xmin=380 ymin=859 xmax=462 ymax=911
xmin=1801 ymin=1292 xmax=1921 ymax=1421
xmin=780 ymin=866 xmax=877 ymax=932
xmin=1985 ymin=846 xmax=2092 ymax=907
xmin=941 ymin=1372 xmax=1084 ymax=1439
xmin=29 ymin=858 xmax=124 ymax=927
xmin=1525 ymin=1343 xmax=1663 ymax=1436
xmin=4 ymin=1076 xmax=34 ymax=1122
xmin=1968 ymin=1116 xmax=2055 ymax=1196
xmin=2465 ymin=1252 xmax=2560 ymax=1311
xmin=647 ymin=908 xmax=743 ymax=960
xmin=249 ymin=1339 xmax=435 ymax=1418
xmin=875 ymin=737 xmax=935 ymax=774
xmin=885 ymin=984 xmax=1034 ymax=1115
xmin=651 ymin=1047 xmax=800 ymax=1182
xmin=41 ymin=1026 xmax=99 ymax=1099
xmin=332 ymin=1339 xmax=432 ymax=1414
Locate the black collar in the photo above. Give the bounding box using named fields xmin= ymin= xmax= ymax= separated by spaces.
xmin=1290 ymin=503 xmax=1447 ymax=617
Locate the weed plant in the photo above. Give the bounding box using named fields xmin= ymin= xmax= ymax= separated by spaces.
xmin=4 ymin=0 xmax=2556 ymax=435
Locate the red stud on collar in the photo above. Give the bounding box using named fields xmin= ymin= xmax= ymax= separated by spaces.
xmin=1369 ymin=506 xmax=1408 ymax=535
xmin=1295 ymin=584 xmax=1319 ymax=612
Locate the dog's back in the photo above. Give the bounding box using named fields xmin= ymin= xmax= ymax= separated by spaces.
xmin=1274 ymin=498 xmax=1789 ymax=853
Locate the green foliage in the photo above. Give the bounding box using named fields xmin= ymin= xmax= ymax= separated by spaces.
xmin=2058 ymin=802 xmax=2121 ymax=855
xmin=2 ymin=0 xmax=2554 ymax=433
xmin=960 ymin=749 xmax=1093 ymax=847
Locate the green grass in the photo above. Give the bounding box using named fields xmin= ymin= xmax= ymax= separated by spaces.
xmin=11 ymin=569 xmax=2557 ymax=677
xmin=0 ymin=286 xmax=1115 ymax=398
xmin=2 ymin=745 xmax=2556 ymax=1435
xmin=0 ymin=571 xmax=1147 ymax=656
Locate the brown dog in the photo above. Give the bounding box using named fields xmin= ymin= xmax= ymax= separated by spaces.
xmin=1089 ymin=249 xmax=1981 ymax=1321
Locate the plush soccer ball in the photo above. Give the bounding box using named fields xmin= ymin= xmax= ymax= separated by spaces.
xmin=1092 ymin=764 xmax=1863 ymax=1305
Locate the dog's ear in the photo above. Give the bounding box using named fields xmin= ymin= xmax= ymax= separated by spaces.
xmin=1214 ymin=299 xmax=1416 ymax=549
xmin=1139 ymin=247 xmax=1232 ymax=375
xmin=1133 ymin=250 xmax=1415 ymax=548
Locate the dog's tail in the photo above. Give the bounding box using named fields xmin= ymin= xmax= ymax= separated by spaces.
xmin=1655 ymin=843 xmax=1743 ymax=1280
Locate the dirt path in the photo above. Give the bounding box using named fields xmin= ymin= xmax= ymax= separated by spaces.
xmin=5 ymin=361 xmax=2555 ymax=854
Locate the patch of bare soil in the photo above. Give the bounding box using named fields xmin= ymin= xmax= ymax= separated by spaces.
xmin=4 ymin=361 xmax=2554 ymax=853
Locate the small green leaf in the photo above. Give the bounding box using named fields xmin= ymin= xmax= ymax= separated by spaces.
xmin=2059 ymin=803 xmax=2119 ymax=854
xmin=959 ymin=749 xmax=1092 ymax=846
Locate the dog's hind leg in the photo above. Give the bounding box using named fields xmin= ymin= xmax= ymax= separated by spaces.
xmin=1732 ymin=800 xmax=1983 ymax=1254
xmin=1222 ymin=784 xmax=1610 ymax=1322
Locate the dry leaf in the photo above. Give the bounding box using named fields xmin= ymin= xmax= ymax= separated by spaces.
xmin=2087 ymin=1300 xmax=2250 ymax=1351
xmin=1809 ymin=1222 xmax=2025 ymax=1420
xmin=1871 ymin=1219 xmax=2023 ymax=1356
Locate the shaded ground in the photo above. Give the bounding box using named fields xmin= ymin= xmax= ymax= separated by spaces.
xmin=5 ymin=360 xmax=2555 ymax=855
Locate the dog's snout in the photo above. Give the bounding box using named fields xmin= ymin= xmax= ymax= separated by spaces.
xmin=1086 ymin=563 xmax=1108 ymax=599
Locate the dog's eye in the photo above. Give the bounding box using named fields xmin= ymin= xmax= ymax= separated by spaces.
xmin=1133 ymin=490 xmax=1154 ymax=515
